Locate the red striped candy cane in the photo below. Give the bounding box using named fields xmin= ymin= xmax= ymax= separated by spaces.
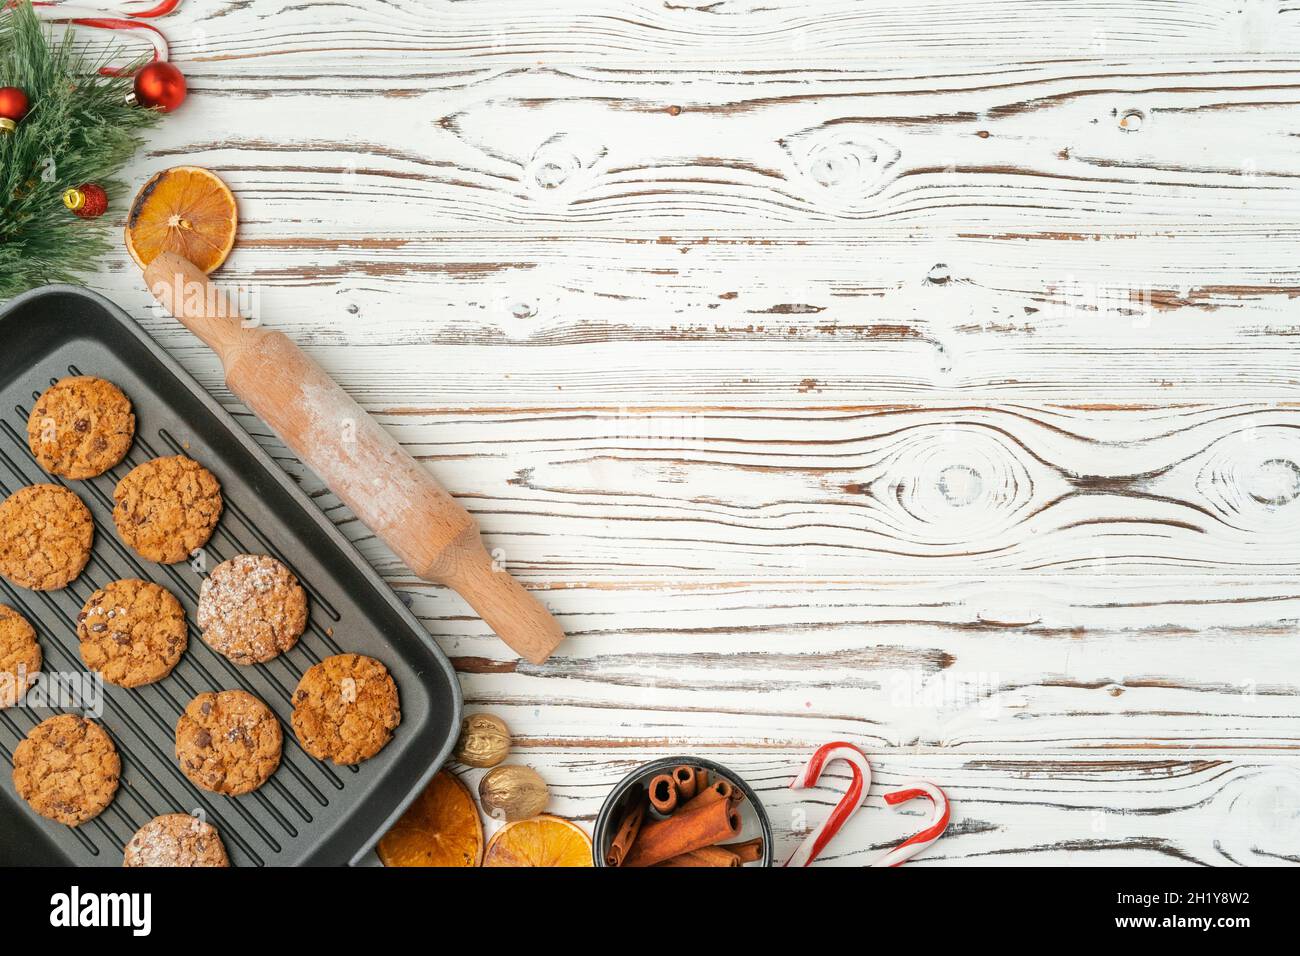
xmin=783 ymin=741 xmax=871 ymax=867
xmin=869 ymin=780 xmax=950 ymax=867
xmin=27 ymin=1 xmax=181 ymax=75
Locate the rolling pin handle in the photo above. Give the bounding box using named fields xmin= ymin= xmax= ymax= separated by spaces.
xmin=424 ymin=528 xmax=565 ymax=666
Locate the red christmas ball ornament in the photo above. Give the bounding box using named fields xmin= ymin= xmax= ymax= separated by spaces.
xmin=131 ymin=61 xmax=186 ymax=112
xmin=63 ymin=184 xmax=108 ymax=220
xmin=0 ymin=86 xmax=29 ymax=134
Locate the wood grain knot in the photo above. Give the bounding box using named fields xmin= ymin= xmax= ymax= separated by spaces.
xmin=1214 ymin=767 xmax=1300 ymax=865
xmin=925 ymin=263 xmax=953 ymax=286
xmin=1197 ymin=426 xmax=1300 ymax=534
xmin=867 ymin=425 xmax=1033 ymax=547
xmin=487 ymin=269 xmax=560 ymax=331
xmin=785 ymin=129 xmax=900 ymax=210
xmin=525 ymin=132 xmax=607 ymax=201
xmin=1118 ymin=109 xmax=1145 ymax=133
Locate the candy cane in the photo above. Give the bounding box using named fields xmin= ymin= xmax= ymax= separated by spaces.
xmin=869 ymin=780 xmax=950 ymax=867
xmin=29 ymin=0 xmax=180 ymax=22
xmin=783 ymin=741 xmax=871 ymax=867
xmin=26 ymin=1 xmax=180 ymax=74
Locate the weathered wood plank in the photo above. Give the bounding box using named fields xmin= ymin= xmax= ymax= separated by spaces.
xmin=115 ymin=335 xmax=1300 ymax=407
xmin=115 ymin=58 xmax=1300 ymax=235
xmin=79 ymin=55 xmax=1300 ymax=405
xmin=91 ymin=228 xmax=1300 ymax=402
xmin=381 ymin=577 xmax=1300 ymax=751
xmin=385 ymin=751 xmax=1300 ymax=866
xmin=140 ymin=1 xmax=1300 ymax=68
xmin=211 ymin=404 xmax=1300 ymax=579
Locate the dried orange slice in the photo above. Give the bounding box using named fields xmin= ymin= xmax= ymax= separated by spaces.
xmin=377 ymin=770 xmax=484 ymax=867
xmin=125 ymin=166 xmax=237 ymax=273
xmin=482 ymin=815 xmax=593 ymax=867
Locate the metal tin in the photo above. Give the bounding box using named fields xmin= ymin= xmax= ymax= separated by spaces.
xmin=0 ymin=285 xmax=462 ymax=866
xmin=592 ymin=755 xmax=774 ymax=867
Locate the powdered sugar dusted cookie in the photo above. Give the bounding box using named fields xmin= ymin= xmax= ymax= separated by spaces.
xmin=198 ymin=554 xmax=306 ymax=665
xmin=123 ymin=813 xmax=230 ymax=867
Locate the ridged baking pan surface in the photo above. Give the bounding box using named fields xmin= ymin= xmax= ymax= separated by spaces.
xmin=0 ymin=285 xmax=460 ymax=866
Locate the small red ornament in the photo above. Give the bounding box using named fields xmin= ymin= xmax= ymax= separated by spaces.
xmin=130 ymin=61 xmax=186 ymax=112
xmin=0 ymin=86 xmax=29 ymax=134
xmin=63 ymin=184 xmax=108 ymax=220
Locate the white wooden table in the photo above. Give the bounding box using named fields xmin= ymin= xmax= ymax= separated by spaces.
xmin=85 ymin=0 xmax=1300 ymax=865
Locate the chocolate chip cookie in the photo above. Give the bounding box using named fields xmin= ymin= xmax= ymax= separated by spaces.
xmin=13 ymin=714 xmax=120 ymax=826
xmin=113 ymin=455 xmax=222 ymax=564
xmin=27 ymin=376 xmax=135 ymax=480
xmin=0 ymin=484 xmax=94 ymax=590
xmin=123 ymin=813 xmax=230 ymax=868
xmin=0 ymin=605 xmax=40 ymax=708
xmin=78 ymin=579 xmax=187 ymax=688
xmin=198 ymin=554 xmax=307 ymax=665
xmin=175 ymin=690 xmax=281 ymax=796
xmin=291 ymin=653 xmax=400 ymax=765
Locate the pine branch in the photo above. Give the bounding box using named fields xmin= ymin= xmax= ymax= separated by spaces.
xmin=0 ymin=1 xmax=159 ymax=300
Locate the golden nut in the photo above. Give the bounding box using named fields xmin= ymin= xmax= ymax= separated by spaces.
xmin=454 ymin=713 xmax=511 ymax=768
xmin=478 ymin=765 xmax=548 ymax=822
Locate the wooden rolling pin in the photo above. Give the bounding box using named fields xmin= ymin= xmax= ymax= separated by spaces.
xmin=143 ymin=252 xmax=565 ymax=664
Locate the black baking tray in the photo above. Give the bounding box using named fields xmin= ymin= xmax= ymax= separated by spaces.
xmin=0 ymin=285 xmax=461 ymax=866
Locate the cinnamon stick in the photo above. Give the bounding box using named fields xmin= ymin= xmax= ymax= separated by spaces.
xmin=655 ymin=845 xmax=741 ymax=868
xmin=606 ymin=802 xmax=646 ymax=867
xmin=624 ymin=798 xmax=741 ymax=868
xmin=672 ymin=764 xmax=698 ymax=800
xmin=720 ymin=837 xmax=763 ymax=863
xmin=693 ymin=767 xmax=708 ymax=795
xmin=679 ymin=778 xmax=733 ymax=813
xmin=648 ymin=773 xmax=679 ymax=814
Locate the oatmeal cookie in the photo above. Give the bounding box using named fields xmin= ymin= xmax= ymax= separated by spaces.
xmin=175 ymin=690 xmax=281 ymax=796
xmin=27 ymin=376 xmax=135 ymax=479
xmin=78 ymin=579 xmax=187 ymax=688
xmin=0 ymin=605 xmax=40 ymax=708
xmin=112 ymin=455 xmax=222 ymax=564
xmin=13 ymin=714 xmax=120 ymax=826
xmin=0 ymin=484 xmax=94 ymax=590
xmin=291 ymin=653 xmax=400 ymax=765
